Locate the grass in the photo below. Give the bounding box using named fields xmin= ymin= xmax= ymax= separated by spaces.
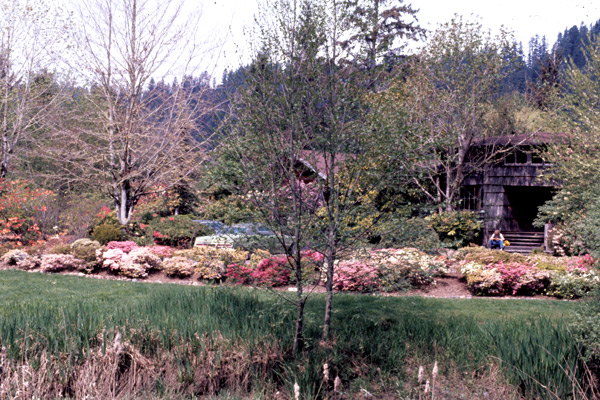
xmin=0 ymin=270 xmax=586 ymax=398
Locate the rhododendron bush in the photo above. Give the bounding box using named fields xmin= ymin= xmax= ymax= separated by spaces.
xmin=459 ymin=252 xmax=600 ymax=298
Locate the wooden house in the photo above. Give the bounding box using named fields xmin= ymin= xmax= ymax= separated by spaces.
xmin=461 ymin=133 xmax=558 ymax=253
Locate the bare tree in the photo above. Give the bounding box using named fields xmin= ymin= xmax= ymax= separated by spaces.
xmin=51 ymin=0 xmax=213 ymax=224
xmin=0 ymin=0 xmax=69 ymax=178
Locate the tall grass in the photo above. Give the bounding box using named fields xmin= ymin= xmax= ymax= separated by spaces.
xmin=0 ymin=270 xmax=587 ymax=398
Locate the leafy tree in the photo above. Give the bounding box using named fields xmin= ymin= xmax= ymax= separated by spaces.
xmin=221 ymin=0 xmax=413 ymax=350
xmin=536 ymin=34 xmax=600 ymax=256
xmin=373 ymin=16 xmax=529 ymax=211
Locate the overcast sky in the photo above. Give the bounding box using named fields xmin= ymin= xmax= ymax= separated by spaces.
xmin=198 ymin=0 xmax=600 ymax=81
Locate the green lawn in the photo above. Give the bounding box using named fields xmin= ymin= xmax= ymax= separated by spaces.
xmin=0 ymin=270 xmax=584 ymax=399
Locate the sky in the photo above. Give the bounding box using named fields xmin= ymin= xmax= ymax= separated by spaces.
xmin=201 ymin=0 xmax=600 ymax=82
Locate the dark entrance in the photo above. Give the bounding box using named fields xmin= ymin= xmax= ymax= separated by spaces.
xmin=504 ymin=186 xmax=554 ymax=231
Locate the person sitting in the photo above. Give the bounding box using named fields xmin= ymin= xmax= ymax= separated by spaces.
xmin=489 ymin=229 xmax=505 ymax=250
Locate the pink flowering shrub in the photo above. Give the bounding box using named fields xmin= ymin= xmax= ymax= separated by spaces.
xmin=148 ymin=245 xmax=174 ymax=259
xmin=462 ymin=261 xmax=551 ymax=296
xmin=333 ymin=260 xmax=379 ymax=292
xmin=250 ymin=256 xmax=290 ymax=287
xmin=225 ymin=263 xmax=254 ymax=285
xmin=105 ymin=241 xmax=139 ymax=253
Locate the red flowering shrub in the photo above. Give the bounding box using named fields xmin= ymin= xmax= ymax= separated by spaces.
xmin=250 ymin=256 xmax=290 ymax=287
xmin=333 ymin=260 xmax=380 ymax=292
xmin=0 ymin=180 xmax=53 ymax=246
xmin=106 ymin=241 xmax=139 ymax=253
xmin=225 ymin=263 xmax=254 ymax=285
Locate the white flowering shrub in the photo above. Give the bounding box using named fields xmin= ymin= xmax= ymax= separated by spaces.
xmin=41 ymin=254 xmax=85 ymax=273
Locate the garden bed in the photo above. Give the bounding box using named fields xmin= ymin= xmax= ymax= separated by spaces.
xmin=1 ymin=239 xmax=597 ymax=299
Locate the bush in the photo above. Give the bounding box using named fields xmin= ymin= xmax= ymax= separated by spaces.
xmin=250 ymin=256 xmax=290 ymax=287
xmin=0 ymin=180 xmax=54 ymax=246
xmin=163 ymin=256 xmax=197 ymax=278
xmin=48 ymin=244 xmax=72 ymax=255
xmin=99 ymin=247 xmax=163 ymax=278
xmin=333 ymin=259 xmax=380 ymax=292
xmin=144 ymin=214 xmax=210 ymax=248
xmin=70 ymin=239 xmax=102 ymax=262
xmin=224 ymin=263 xmax=254 ymax=285
xmin=105 ymin=240 xmax=139 ymax=253
xmin=40 ymin=254 xmax=85 ymax=273
xmin=373 ymin=216 xmax=442 ymax=253
xmin=233 ymin=235 xmax=287 ymax=254
xmin=426 ymin=210 xmax=482 ymax=249
xmin=92 ymin=224 xmax=122 ymax=245
xmin=1 ymin=249 xmax=29 ymax=266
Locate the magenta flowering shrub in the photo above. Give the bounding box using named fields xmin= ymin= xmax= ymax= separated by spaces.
xmin=225 ymin=263 xmax=254 ymax=285
xmin=105 ymin=241 xmax=139 ymax=253
xmin=333 ymin=260 xmax=379 ymax=292
xmin=250 ymin=256 xmax=290 ymax=287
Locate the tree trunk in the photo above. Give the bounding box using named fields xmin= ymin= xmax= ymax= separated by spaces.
xmin=322 ymin=252 xmax=335 ymax=340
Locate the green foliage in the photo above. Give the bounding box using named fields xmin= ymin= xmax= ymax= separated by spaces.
xmin=70 ymin=238 xmax=102 ymax=262
xmin=92 ymin=224 xmax=123 ymax=245
xmin=572 ymin=288 xmax=600 ymax=368
xmin=426 ymin=210 xmax=481 ymax=249
xmin=233 ymin=235 xmax=287 ymax=254
xmin=144 ymin=214 xmax=211 ymax=248
xmin=202 ymin=195 xmax=259 ymax=225
xmin=48 ymin=244 xmax=72 ymax=255
xmin=373 ymin=216 xmax=442 ymax=253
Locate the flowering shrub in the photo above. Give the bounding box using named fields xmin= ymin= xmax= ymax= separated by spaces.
xmin=163 ymin=256 xmax=197 ymax=278
xmin=105 ymin=241 xmax=139 ymax=253
xmin=99 ymin=247 xmax=163 ymax=278
xmin=457 ymin=248 xmax=600 ymax=298
xmin=0 ymin=180 xmax=53 ymax=246
xmin=548 ymin=271 xmax=600 ymax=299
xmin=333 ymin=260 xmax=380 ymax=292
xmin=197 ymin=261 xmax=224 ymax=281
xmin=40 ymin=254 xmax=85 ymax=273
xmin=148 ymin=245 xmax=174 ymax=258
xmin=461 ymin=261 xmax=551 ymax=296
xmin=225 ymin=263 xmax=254 ymax=285
xmin=250 ymin=256 xmax=290 ymax=287
xmin=1 ymin=249 xmax=29 ymax=266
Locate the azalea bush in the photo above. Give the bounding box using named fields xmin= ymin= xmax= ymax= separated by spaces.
xmin=333 ymin=259 xmax=380 ymax=292
xmin=99 ymin=247 xmax=163 ymax=278
xmin=250 ymin=256 xmax=290 ymax=287
xmin=0 ymin=180 xmax=54 ymax=246
xmin=458 ymin=248 xmax=600 ymax=298
xmin=40 ymin=254 xmax=85 ymax=273
xmin=163 ymin=256 xmax=197 ymax=278
xmin=224 ymin=263 xmax=254 ymax=285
